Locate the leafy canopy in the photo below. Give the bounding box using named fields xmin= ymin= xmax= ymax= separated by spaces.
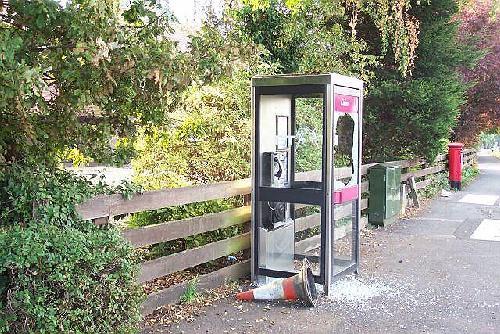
xmin=363 ymin=0 xmax=481 ymax=161
xmin=0 ymin=0 xmax=186 ymax=164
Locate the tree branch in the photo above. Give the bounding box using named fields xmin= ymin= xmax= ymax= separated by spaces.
xmin=0 ymin=13 xmax=25 ymax=30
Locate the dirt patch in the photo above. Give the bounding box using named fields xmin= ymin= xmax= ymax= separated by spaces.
xmin=141 ymin=281 xmax=244 ymax=332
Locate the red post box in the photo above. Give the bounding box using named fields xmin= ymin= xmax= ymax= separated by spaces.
xmin=448 ymin=142 xmax=464 ymax=190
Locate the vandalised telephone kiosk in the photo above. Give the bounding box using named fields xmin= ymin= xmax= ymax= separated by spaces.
xmin=251 ymin=73 xmax=363 ymax=295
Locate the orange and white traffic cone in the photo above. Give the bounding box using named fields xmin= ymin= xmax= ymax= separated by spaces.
xmin=236 ymin=259 xmax=317 ymax=306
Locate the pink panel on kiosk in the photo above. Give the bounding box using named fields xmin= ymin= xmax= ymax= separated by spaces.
xmin=333 ymin=185 xmax=359 ymax=204
xmin=334 ymin=94 xmax=358 ymax=113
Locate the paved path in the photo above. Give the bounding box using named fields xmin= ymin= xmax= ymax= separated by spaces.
xmin=144 ymin=154 xmax=500 ymax=334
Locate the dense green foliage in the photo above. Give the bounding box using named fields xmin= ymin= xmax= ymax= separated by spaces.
xmin=363 ymin=0 xmax=480 ymax=161
xmin=2 ymin=0 xmax=482 ymax=167
xmin=234 ymin=0 xmax=379 ymax=82
xmin=294 ymin=99 xmax=324 ymax=171
xmin=133 ymin=70 xmax=257 ymax=188
xmin=0 ymin=0 xmax=184 ymax=165
xmin=226 ymin=0 xmax=480 ymax=162
xmin=238 ymin=0 xmax=421 ymax=76
xmin=0 ymin=166 xmax=143 ymax=333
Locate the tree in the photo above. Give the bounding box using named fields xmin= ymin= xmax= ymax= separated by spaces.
xmin=0 ymin=0 xmax=186 ymax=165
xmin=362 ymin=0 xmax=480 ymax=161
xmin=233 ymin=0 xmax=424 ymax=78
xmin=229 ymin=0 xmax=482 ymax=161
xmin=455 ymin=0 xmax=499 ymax=144
xmin=132 ymin=15 xmax=274 ymax=188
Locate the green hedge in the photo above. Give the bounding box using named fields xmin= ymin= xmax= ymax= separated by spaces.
xmin=0 ymin=165 xmax=143 ymax=333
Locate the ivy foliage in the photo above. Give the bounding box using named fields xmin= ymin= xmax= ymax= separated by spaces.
xmin=0 ymin=165 xmax=143 ymax=333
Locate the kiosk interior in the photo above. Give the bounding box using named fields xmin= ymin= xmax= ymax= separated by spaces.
xmin=251 ymin=73 xmax=363 ymax=295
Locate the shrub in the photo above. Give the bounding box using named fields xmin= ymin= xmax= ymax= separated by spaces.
xmin=132 ymin=70 xmax=254 ymax=189
xmin=462 ymin=166 xmax=479 ymax=187
xmin=0 ymin=165 xmax=143 ymax=333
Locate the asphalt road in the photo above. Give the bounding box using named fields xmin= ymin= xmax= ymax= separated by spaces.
xmin=144 ymin=154 xmax=500 ymax=334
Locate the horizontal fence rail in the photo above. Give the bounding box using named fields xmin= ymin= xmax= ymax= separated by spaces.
xmin=122 ymin=206 xmax=251 ymax=248
xmin=77 ymin=178 xmax=252 ymax=220
xmin=76 ymin=149 xmax=477 ymax=315
xmin=139 ymin=233 xmax=251 ymax=283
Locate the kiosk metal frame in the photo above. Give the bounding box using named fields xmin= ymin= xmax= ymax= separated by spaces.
xmin=251 ymin=73 xmax=364 ymax=295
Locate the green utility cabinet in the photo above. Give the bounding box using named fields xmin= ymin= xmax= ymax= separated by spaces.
xmin=368 ymin=164 xmax=401 ymax=226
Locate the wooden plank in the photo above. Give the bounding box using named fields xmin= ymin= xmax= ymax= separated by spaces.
xmin=295 ymin=203 xmax=309 ymax=210
xmin=337 ymin=164 xmax=378 ymax=179
xmin=408 ymin=177 xmax=420 ymax=207
xmin=93 ymin=217 xmax=109 ymax=226
xmin=361 ymin=163 xmax=377 ymax=176
xmin=365 ymin=159 xmax=426 ymax=181
xmin=335 ymin=203 xmax=353 ymax=220
xmin=122 ymin=206 xmax=251 ymax=248
xmin=416 ymin=178 xmax=433 ymax=190
xmin=139 ymin=233 xmax=250 ymax=283
xmin=361 ymin=181 xmax=369 ymax=193
xmin=295 ymin=235 xmax=321 ymax=254
xmin=78 ymin=159 xmax=414 ymax=222
xmin=361 ymin=198 xmax=368 ymax=210
xmin=143 ymin=214 xmax=373 ymax=314
xmin=78 ymin=160 xmax=399 ymax=222
xmin=295 ymin=170 xmax=322 ymax=182
xmin=79 ymin=167 xmax=363 ymax=221
xmin=434 ymin=154 xmax=447 ymax=163
xmin=401 ymin=165 xmax=445 ymax=181
xmin=464 ymin=158 xmax=475 ymax=168
xmin=295 ymin=213 xmax=321 ymax=232
xmin=293 ymin=163 xmax=375 ymax=183
xmin=295 ymin=167 xmax=360 ymax=181
xmin=141 ymin=260 xmax=250 ymax=315
xmin=77 ymin=178 xmax=252 ymax=220
xmin=142 ymin=214 xmax=374 ymax=315
xmin=335 ymin=167 xmax=353 ymax=179
xmin=463 ymin=148 xmax=476 ymax=156
xmin=464 ymin=153 xmax=476 ymax=166
xmin=360 ymin=216 xmax=368 ymax=228
xmin=385 ymin=158 xmax=425 ymax=169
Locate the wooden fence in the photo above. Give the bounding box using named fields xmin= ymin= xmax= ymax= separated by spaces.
xmin=76 ymin=149 xmax=477 ymax=315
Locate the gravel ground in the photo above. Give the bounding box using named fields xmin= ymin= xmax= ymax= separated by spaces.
xmin=142 ymin=155 xmax=500 ymax=334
